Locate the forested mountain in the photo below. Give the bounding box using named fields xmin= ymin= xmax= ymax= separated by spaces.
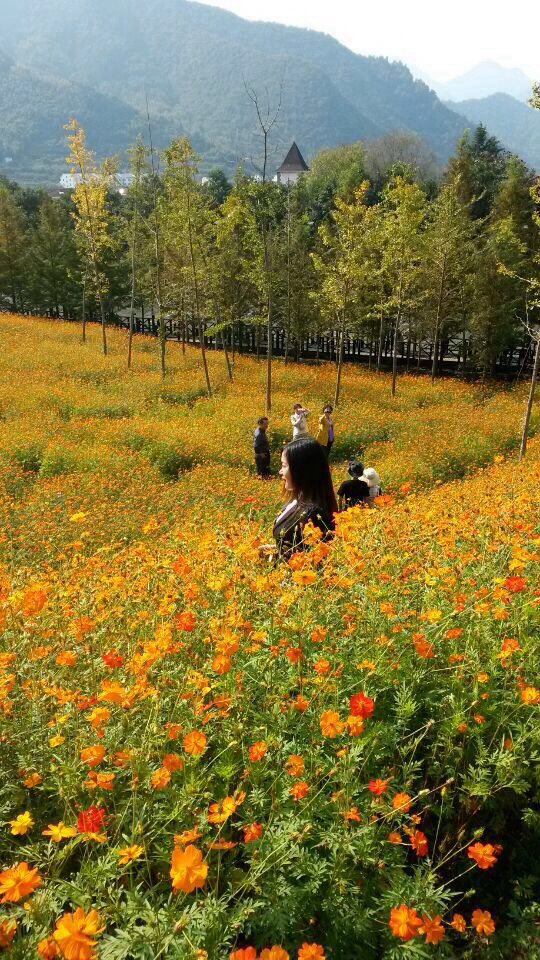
xmin=0 ymin=50 xmax=201 ymax=184
xmin=1 ymin=0 xmax=469 ymax=180
xmin=433 ymin=61 xmax=533 ymax=103
xmin=449 ymin=93 xmax=540 ymax=171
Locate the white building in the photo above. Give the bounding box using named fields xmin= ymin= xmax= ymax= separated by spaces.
xmin=276 ymin=142 xmax=309 ymax=185
xmin=59 ymin=173 xmax=82 ymax=189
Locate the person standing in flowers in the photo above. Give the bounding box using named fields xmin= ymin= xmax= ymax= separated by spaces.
xmin=316 ymin=403 xmax=335 ymax=459
xmin=253 ymin=416 xmax=271 ymax=477
xmin=290 ymin=403 xmax=310 ymax=439
xmin=271 ymin=437 xmax=337 ymax=558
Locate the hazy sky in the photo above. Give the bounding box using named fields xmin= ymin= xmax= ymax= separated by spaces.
xmin=200 ymin=0 xmax=538 ymax=81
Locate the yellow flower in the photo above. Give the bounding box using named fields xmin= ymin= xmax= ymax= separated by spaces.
xmin=42 ymin=822 xmax=78 ymax=843
xmin=116 ymin=844 xmax=144 ymax=866
xmin=9 ymin=811 xmax=34 ymax=835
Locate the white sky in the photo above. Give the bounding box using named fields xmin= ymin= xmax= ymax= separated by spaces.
xmin=200 ymin=0 xmax=538 ymax=82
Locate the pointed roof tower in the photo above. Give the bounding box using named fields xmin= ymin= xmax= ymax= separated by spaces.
xmin=277 ymin=142 xmax=309 ymax=178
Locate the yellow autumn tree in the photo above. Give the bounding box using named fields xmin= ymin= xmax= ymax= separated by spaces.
xmin=65 ymin=119 xmax=116 ymax=355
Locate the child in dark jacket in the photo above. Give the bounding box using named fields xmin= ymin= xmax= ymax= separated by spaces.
xmin=253 ymin=416 xmax=271 ymax=477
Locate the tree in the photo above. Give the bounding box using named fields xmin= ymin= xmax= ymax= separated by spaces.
xmin=203 ymin=169 xmax=231 ymax=209
xmin=380 ymin=177 xmax=427 ymax=396
xmin=0 ymin=185 xmax=27 ymax=312
xmin=124 ymin=137 xmax=150 ymax=368
xmin=312 ymin=182 xmax=378 ymax=405
xmin=29 ymin=195 xmax=80 ymax=318
xmin=423 ymin=179 xmax=474 ymax=380
xmin=162 ymin=137 xmax=212 ymax=396
xmin=447 ymin=125 xmax=506 ymax=221
xmin=65 ymin=118 xmax=116 ymax=354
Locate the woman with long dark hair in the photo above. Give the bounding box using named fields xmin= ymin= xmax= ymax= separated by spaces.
xmin=272 ymin=437 xmax=338 ymax=558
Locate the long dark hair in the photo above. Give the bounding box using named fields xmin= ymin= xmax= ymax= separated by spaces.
xmin=284 ymin=437 xmax=338 ymax=519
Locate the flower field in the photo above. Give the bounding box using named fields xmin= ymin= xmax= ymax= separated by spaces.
xmin=0 ymin=313 xmax=539 ymax=960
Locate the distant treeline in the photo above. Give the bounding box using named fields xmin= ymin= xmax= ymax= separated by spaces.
xmin=0 ymin=123 xmax=539 ymax=391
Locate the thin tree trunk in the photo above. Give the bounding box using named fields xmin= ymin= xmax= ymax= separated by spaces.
xmin=392 ymin=274 xmax=404 ymax=397
xmin=81 ymin=267 xmax=87 ymax=343
xmin=98 ymin=288 xmax=107 ymax=356
xmin=519 ymin=335 xmax=540 ymax=460
xmin=377 ymin=303 xmax=384 ymax=372
xmin=128 ymin=225 xmax=136 ymax=369
xmin=334 ymin=311 xmax=346 ymax=407
xmin=222 ymin=329 xmax=233 ymax=381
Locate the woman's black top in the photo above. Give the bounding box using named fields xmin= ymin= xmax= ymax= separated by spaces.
xmin=337 ymin=477 xmax=370 ymax=509
xmin=272 ymin=499 xmax=335 ymax=559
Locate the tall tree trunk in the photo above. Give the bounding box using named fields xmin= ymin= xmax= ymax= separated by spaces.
xmin=266 ymin=294 xmax=272 ymax=414
xmin=519 ymin=335 xmax=540 ymax=460
xmin=391 ymin=274 xmax=404 ymax=397
xmin=98 ymin=287 xmax=107 ymax=356
xmin=186 ymin=199 xmax=211 ymax=397
xmin=377 ymin=303 xmax=384 ymax=372
xmin=81 ymin=267 xmax=87 ymax=343
xmin=128 ymin=227 xmax=136 ymax=369
xmin=334 ymin=311 xmax=346 ymax=407
xmin=221 ymin=329 xmax=233 ymax=381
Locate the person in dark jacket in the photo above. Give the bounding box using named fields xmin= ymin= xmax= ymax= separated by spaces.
xmin=337 ymin=461 xmax=370 ymax=511
xmin=272 ymin=437 xmax=337 ymax=558
xmin=253 ymin=416 xmax=271 ymax=477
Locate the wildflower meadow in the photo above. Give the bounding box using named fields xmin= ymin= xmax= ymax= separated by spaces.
xmin=0 ymin=313 xmax=538 ymax=960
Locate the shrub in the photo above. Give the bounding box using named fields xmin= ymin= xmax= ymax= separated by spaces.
xmin=11 ymin=443 xmax=43 ymax=472
xmin=38 ymin=449 xmax=77 ymax=477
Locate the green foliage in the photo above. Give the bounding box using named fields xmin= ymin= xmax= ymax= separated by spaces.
xmin=11 ymin=443 xmax=43 ymax=472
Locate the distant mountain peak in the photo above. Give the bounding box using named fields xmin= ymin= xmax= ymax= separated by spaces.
xmin=435 ymin=61 xmax=533 ymax=103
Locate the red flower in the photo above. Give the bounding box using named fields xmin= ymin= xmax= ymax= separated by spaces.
xmin=505 ymin=576 xmax=526 ymax=593
xmin=101 ymin=651 xmax=124 ymax=668
xmin=77 ymin=805 xmax=107 ymax=834
xmin=410 ymin=830 xmax=428 ymax=856
xmin=349 ymin=692 xmax=375 ymax=718
xmin=368 ymin=778 xmax=388 ymax=795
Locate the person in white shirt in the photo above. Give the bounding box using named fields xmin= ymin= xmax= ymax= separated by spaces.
xmin=362 ymin=467 xmax=382 ymax=499
xmin=290 ymin=403 xmax=310 ymax=439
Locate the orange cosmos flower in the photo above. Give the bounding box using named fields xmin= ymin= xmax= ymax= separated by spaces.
xmin=387 ymin=832 xmax=402 ymax=844
xmin=150 ymin=767 xmax=171 ymax=789
xmin=23 ymin=772 xmax=41 ymax=788
xmin=174 ymin=826 xmax=201 ymax=847
xmin=467 ymin=842 xmax=500 ymax=869
xmin=392 ymin=792 xmax=412 ymax=813
xmin=208 ymin=796 xmax=238 ymax=824
xmin=450 ymin=913 xmax=466 ymax=932
xmin=53 ymin=907 xmax=104 ymax=960
xmin=313 ymin=659 xmax=330 ymax=675
xmin=22 ymin=586 xmax=47 ymax=617
xmin=285 ymin=647 xmax=302 ymax=664
xmin=116 ymin=844 xmax=144 ymax=865
xmin=0 ymin=920 xmax=16 ymax=948
xmin=9 ymin=811 xmax=34 ymax=835
xmin=248 ymin=741 xmax=267 ymax=762
xmin=230 ymin=949 xmax=257 ymax=960
xmin=319 ymin=710 xmax=344 ymax=737
xmin=290 ymin=781 xmax=309 ymax=800
xmin=471 ymin=909 xmax=495 ymax=936
xmin=243 ymin=822 xmax=263 ymax=843
xmin=298 ymin=945 xmax=325 ymax=960
xmin=183 ymin=730 xmax=206 ymax=756
xmin=37 ymin=935 xmax=59 ymax=958
xmin=343 ymin=807 xmax=362 ymax=822
xmin=42 ymin=822 xmax=77 ymax=842
xmin=292 ymin=570 xmax=316 ymax=586
xmin=420 ymin=915 xmax=444 ymax=944
xmin=162 ymin=752 xmax=183 ymax=772
xmin=212 ymin=654 xmax=231 ymax=674
xmin=170 ymin=844 xmax=207 ymax=894
xmin=413 ymin=637 xmax=434 ymax=658
xmin=55 ymin=651 xmax=77 ymax=667
xmin=292 ymin=694 xmax=308 ymax=710
xmin=260 ymin=948 xmax=289 ymax=960
xmin=521 ymin=686 xmax=540 ymax=705
xmin=80 ymin=745 xmax=105 ymax=768
xmin=175 ymin=611 xmax=197 ymax=631
xmin=0 ymin=861 xmax=41 ymax=902
xmin=410 ymin=830 xmax=428 ymax=856
xmin=285 ymin=755 xmax=305 ymax=777
xmin=388 ymin=905 xmax=422 ymax=940
xmin=346 ymin=715 xmax=364 ymax=736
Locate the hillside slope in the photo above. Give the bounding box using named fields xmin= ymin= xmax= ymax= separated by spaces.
xmin=449 ymin=92 xmax=540 ymax=170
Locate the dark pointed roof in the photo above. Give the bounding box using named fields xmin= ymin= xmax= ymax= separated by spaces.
xmin=278 ymin=142 xmax=309 ymax=174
